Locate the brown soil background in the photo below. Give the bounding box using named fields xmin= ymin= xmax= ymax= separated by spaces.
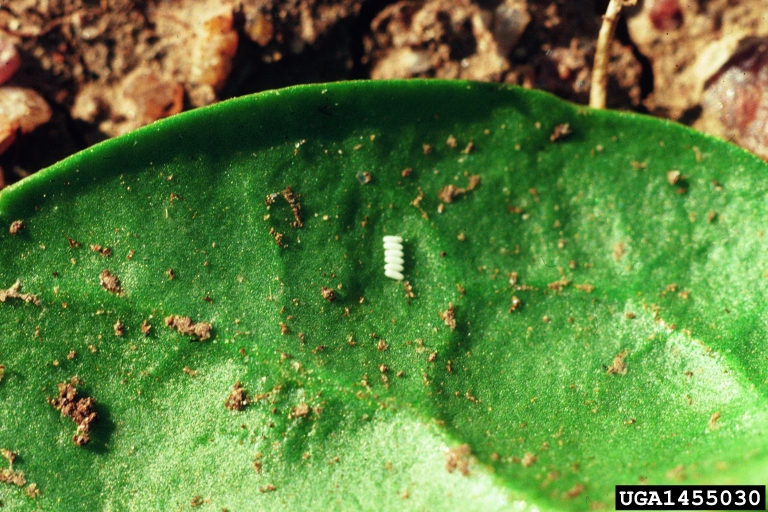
xmin=1 ymin=0 xmax=767 ymax=188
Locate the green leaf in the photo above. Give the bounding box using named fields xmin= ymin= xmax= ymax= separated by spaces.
xmin=1 ymin=80 xmax=767 ymax=511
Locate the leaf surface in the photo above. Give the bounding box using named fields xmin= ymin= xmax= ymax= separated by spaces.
xmin=1 ymin=80 xmax=767 ymax=511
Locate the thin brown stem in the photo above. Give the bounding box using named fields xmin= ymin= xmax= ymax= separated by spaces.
xmin=590 ymin=0 xmax=636 ymax=109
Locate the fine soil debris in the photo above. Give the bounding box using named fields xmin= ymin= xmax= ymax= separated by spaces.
xmin=281 ymin=185 xmax=304 ymax=228
xmin=320 ymin=286 xmax=337 ymax=302
xmin=99 ymin=270 xmax=121 ymax=294
xmin=48 ymin=381 xmax=98 ymax=446
xmin=165 ymin=315 xmax=212 ymax=341
xmin=708 ymin=411 xmax=721 ymax=430
xmin=289 ymin=402 xmax=310 ymax=419
xmin=606 ymin=349 xmax=629 ymax=375
xmin=439 ymin=303 xmax=456 ymax=330
xmin=438 ymin=175 xmax=481 ymax=203
xmin=90 ymin=244 xmax=113 ymax=257
xmin=9 ymin=220 xmax=24 ymax=235
xmin=521 ymin=452 xmax=537 ymax=467
xmin=0 ymin=280 xmax=40 ymax=306
xmin=224 ymin=382 xmax=247 ymax=411
xmin=269 ymin=227 xmax=287 ymax=248
xmin=445 ymin=444 xmax=471 ymax=476
xmin=549 ymin=123 xmax=572 ymax=141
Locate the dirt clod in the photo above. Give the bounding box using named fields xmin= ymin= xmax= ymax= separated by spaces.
xmin=439 ymin=302 xmax=456 ymax=330
xmin=1 ymin=449 xmax=15 ymax=466
xmin=140 ymin=320 xmax=151 ymax=336
xmin=0 ymin=280 xmax=40 ymax=306
xmin=281 ymin=185 xmax=304 ymax=228
xmin=708 ymin=411 xmax=721 ymax=430
xmin=9 ymin=220 xmax=24 ymax=235
xmin=521 ymin=452 xmax=537 ymax=467
xmin=113 ymin=320 xmax=124 ymax=337
xmin=290 ymin=402 xmax=310 ymax=419
xmin=48 ymin=382 xmax=97 ymax=446
xmin=90 ymin=244 xmax=112 ymax=257
xmin=509 ymin=296 xmax=522 ymax=313
xmin=269 ymin=227 xmax=287 ymax=248
xmin=165 ymin=315 xmax=212 ymax=341
xmin=438 ymin=175 xmax=481 ymax=203
xmin=99 ymin=270 xmax=121 ymax=294
xmin=445 ymin=444 xmax=471 ymax=476
xmin=225 ymin=382 xmax=247 ymax=411
xmin=564 ymin=483 xmax=585 ymax=499
xmin=606 ymin=349 xmax=629 ymax=375
xmin=321 ymin=287 xmax=336 ymax=301
xmin=550 ymin=123 xmax=572 ymax=141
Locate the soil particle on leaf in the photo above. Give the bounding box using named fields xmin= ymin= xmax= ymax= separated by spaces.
xmin=625 ymin=312 xmax=636 ymax=319
xmin=166 ymin=268 xmax=175 ymax=280
xmin=99 ymin=270 xmax=121 ymax=294
xmin=438 ymin=175 xmax=481 ymax=203
xmin=9 ymin=220 xmax=24 ymax=235
xmin=549 ymin=123 xmax=572 ymax=142
xmin=113 ymin=320 xmax=125 ymax=337
xmin=67 ymin=237 xmax=81 ymax=248
xmin=445 ymin=444 xmax=471 ymax=476
xmin=90 ymin=244 xmax=112 ymax=257
xmin=164 ymin=315 xmax=212 ymax=341
xmin=48 ymin=382 xmax=97 ymax=446
xmin=140 ymin=320 xmax=151 ymax=336
xmin=0 ymin=364 xmax=4 ymax=382
xmin=269 ymin=227 xmax=287 ymax=248
xmin=666 ymin=169 xmax=682 ymax=185
xmin=289 ymin=402 xmax=310 ymax=419
xmin=439 ymin=303 xmax=456 ymax=330
xmin=320 ymin=286 xmax=336 ymax=301
xmin=574 ymin=283 xmax=595 ymax=293
xmin=708 ymin=411 xmax=721 ymax=430
xmin=521 ymin=452 xmax=537 ymax=467
xmin=1 ymin=449 xmax=15 ymax=466
xmin=422 ymin=143 xmax=432 ymax=155
xmin=259 ymin=484 xmax=277 ymax=493
xmin=377 ymin=339 xmax=389 ymax=351
xmin=0 ymin=466 xmax=26 ymax=488
xmin=427 ymin=351 xmax=437 ymax=363
xmin=280 ymin=322 xmax=289 ymax=335
xmin=548 ymin=277 xmax=571 ymax=292
xmin=225 ymin=382 xmax=247 ymax=411
xmin=281 ymin=185 xmax=304 ymax=228
xmin=613 ymin=242 xmax=626 ymax=261
xmin=182 ymin=367 xmax=197 ymax=377
xmin=403 ymin=281 xmax=416 ymax=299
xmin=0 ymin=280 xmax=40 ymax=306
xmin=606 ymin=350 xmax=629 ymax=375
xmin=666 ymin=464 xmax=686 ymax=481
xmin=446 ymin=135 xmax=457 ymax=148
xmin=563 ymin=483 xmax=585 ymax=499
xmin=509 ymin=296 xmax=522 ymax=313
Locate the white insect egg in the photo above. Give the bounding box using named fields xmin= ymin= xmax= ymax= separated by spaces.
xmin=383 ymin=235 xmax=405 ymax=281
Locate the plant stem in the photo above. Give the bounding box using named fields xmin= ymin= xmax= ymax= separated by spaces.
xmin=590 ymin=0 xmax=636 ymax=109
